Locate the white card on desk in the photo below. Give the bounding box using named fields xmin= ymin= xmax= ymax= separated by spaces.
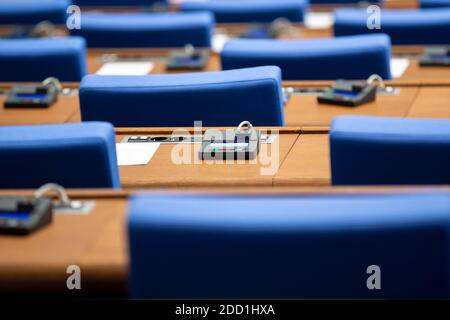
xmin=96 ymin=62 xmax=154 ymax=76
xmin=116 ymin=143 xmax=160 ymax=166
xmin=212 ymin=33 xmax=230 ymax=53
xmin=304 ymin=12 xmax=334 ymax=29
xmin=390 ymin=58 xmax=410 ymax=78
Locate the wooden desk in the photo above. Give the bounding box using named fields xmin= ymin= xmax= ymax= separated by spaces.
xmin=275 ymin=133 xmax=331 ymax=186
xmin=0 ymin=82 xmax=433 ymax=128
xmin=407 ymin=86 xmax=450 ymax=119
xmin=400 ymin=60 xmax=450 ymax=85
xmin=384 ymin=0 xmax=418 ymax=8
xmin=87 ymin=48 xmax=450 ymax=85
xmin=285 ymin=85 xmax=420 ymax=127
xmin=0 ymin=190 xmax=128 ymax=297
xmin=115 ymin=127 xmax=300 ymax=188
xmin=0 ymin=86 xmax=79 ymax=126
xmin=87 ymin=48 xmax=222 ymax=75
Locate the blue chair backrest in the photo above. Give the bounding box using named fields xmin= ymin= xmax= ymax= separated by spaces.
xmin=221 ymin=34 xmax=392 ymax=80
xmin=70 ymin=12 xmax=214 ymax=48
xmin=73 ymin=0 xmax=167 ymax=6
xmin=0 ymin=122 xmax=120 ymax=189
xmin=80 ymin=66 xmax=284 ymax=127
xmin=0 ymin=36 xmax=87 ymax=82
xmin=181 ymin=0 xmax=307 ymax=23
xmin=0 ymin=0 xmax=70 ymax=25
xmin=334 ymin=8 xmax=450 ymax=45
xmin=128 ymin=192 xmax=450 ymax=299
xmin=330 ymin=116 xmax=450 ymax=185
xmin=421 ymin=0 xmax=450 ymax=8
xmin=311 ymin=0 xmax=380 ymax=3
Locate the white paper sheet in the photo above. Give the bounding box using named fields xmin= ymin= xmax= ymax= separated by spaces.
xmin=96 ymin=62 xmax=154 ymax=76
xmin=116 ymin=143 xmax=160 ymax=166
xmin=390 ymin=58 xmax=410 ymax=78
xmin=212 ymin=33 xmax=230 ymax=53
xmin=304 ymin=12 xmax=334 ymax=29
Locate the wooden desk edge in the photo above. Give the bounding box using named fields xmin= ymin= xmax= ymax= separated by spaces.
xmin=3 ymin=186 xmax=450 ymax=198
xmin=115 ymin=126 xmax=302 ymax=135
xmin=2 ymin=80 xmax=439 ymax=90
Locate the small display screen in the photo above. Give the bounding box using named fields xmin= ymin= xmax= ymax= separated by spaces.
xmin=173 ymin=55 xmax=202 ymax=65
xmin=15 ymin=93 xmax=47 ymax=100
xmin=429 ymin=54 xmax=450 ymax=60
xmin=243 ymin=27 xmax=270 ymax=39
xmin=332 ymin=89 xmax=360 ymax=97
xmin=210 ymin=142 xmax=249 ymax=148
xmin=209 ymin=142 xmax=248 ymax=151
xmin=0 ymin=212 xmax=30 ymax=220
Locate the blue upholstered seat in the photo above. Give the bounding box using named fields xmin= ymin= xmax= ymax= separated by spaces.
xmin=0 ymin=37 xmax=87 ymax=82
xmin=181 ymin=0 xmax=307 ymax=23
xmin=334 ymin=8 xmax=450 ymax=45
xmin=421 ymin=0 xmax=450 ymax=8
xmin=0 ymin=0 xmax=70 ymax=25
xmin=79 ymin=66 xmax=284 ymax=127
xmin=221 ymin=34 xmax=392 ymax=80
xmin=330 ymin=116 xmax=450 ymax=185
xmin=0 ymin=122 xmax=120 ymax=189
xmin=73 ymin=0 xmax=167 ymax=6
xmin=70 ymin=12 xmax=214 ymax=48
xmin=129 ymin=192 xmax=450 ymax=299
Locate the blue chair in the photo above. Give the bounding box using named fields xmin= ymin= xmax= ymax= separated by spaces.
xmin=129 ymin=192 xmax=450 ymax=299
xmin=0 ymin=37 xmax=87 ymax=82
xmin=181 ymin=0 xmax=307 ymax=23
xmin=70 ymin=12 xmax=213 ymax=48
xmin=0 ymin=122 xmax=120 ymax=189
xmin=330 ymin=116 xmax=450 ymax=185
xmin=0 ymin=0 xmax=70 ymax=25
xmin=334 ymin=8 xmax=450 ymax=45
xmin=311 ymin=0 xmax=380 ymax=3
xmin=80 ymin=66 xmax=284 ymax=127
xmin=421 ymin=0 xmax=450 ymax=8
xmin=73 ymin=0 xmax=167 ymax=6
xmin=221 ymin=34 xmax=392 ymax=80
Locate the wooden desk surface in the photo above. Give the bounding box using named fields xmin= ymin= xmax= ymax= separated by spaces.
xmin=285 ymin=86 xmax=420 ymax=127
xmin=87 ymin=48 xmax=222 ymax=75
xmin=0 ymin=192 xmax=128 ymax=296
xmin=407 ymin=86 xmax=450 ymax=119
xmin=4 ymin=82 xmax=449 ymax=128
xmin=0 ymin=91 xmax=79 ymax=126
xmin=115 ymin=127 xmax=300 ymax=188
xmin=275 ymin=133 xmax=331 ymax=186
xmin=400 ymin=60 xmax=450 ymax=85
xmin=87 ymin=48 xmax=450 ymax=85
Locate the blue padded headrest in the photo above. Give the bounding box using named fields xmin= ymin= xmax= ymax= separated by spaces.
xmin=0 ymin=0 xmax=71 ymax=25
xmin=334 ymin=8 xmax=450 ymax=45
xmin=0 ymin=36 xmax=87 ymax=82
xmin=0 ymin=122 xmax=120 ymax=189
xmin=330 ymin=116 xmax=450 ymax=185
xmin=79 ymin=66 xmax=284 ymax=127
xmin=421 ymin=0 xmax=450 ymax=8
xmin=70 ymin=12 xmax=214 ymax=48
xmin=181 ymin=0 xmax=308 ymax=23
xmin=221 ymin=34 xmax=392 ymax=80
xmin=73 ymin=0 xmax=167 ymax=6
xmin=129 ymin=192 xmax=450 ymax=299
